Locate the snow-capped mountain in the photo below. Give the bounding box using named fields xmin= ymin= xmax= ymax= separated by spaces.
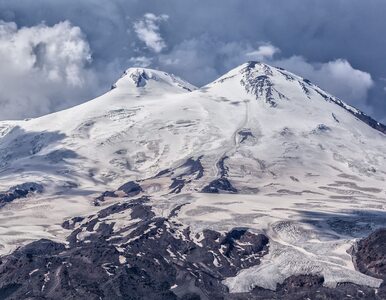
xmin=113 ymin=67 xmax=197 ymax=94
xmin=0 ymin=62 xmax=385 ymax=299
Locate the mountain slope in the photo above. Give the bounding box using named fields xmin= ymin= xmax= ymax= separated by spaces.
xmin=0 ymin=62 xmax=385 ymax=299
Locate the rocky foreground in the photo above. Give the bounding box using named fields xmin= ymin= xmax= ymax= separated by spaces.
xmin=0 ymin=193 xmax=385 ymax=299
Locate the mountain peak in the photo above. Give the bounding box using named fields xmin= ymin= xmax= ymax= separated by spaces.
xmin=206 ymin=61 xmax=386 ymax=134
xmin=208 ymin=61 xmax=277 ymax=87
xmin=124 ymin=67 xmax=156 ymax=88
xmin=1 ymin=60 xmax=386 ymax=298
xmin=112 ymin=67 xmax=197 ymax=95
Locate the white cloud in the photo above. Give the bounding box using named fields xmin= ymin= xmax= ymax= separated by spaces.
xmin=158 ymin=38 xmax=251 ymax=85
xmin=129 ymin=56 xmax=152 ymax=67
xmin=273 ymin=56 xmax=374 ymax=106
xmin=246 ymin=44 xmax=280 ymax=61
xmin=133 ymin=13 xmax=168 ymax=53
xmin=0 ymin=20 xmax=97 ymax=120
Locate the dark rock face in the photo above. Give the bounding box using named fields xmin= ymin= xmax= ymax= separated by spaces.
xmin=94 ymin=191 xmax=118 ymax=205
xmin=181 ymin=157 xmax=204 ymax=180
xmin=169 ymin=156 xmax=204 ymax=183
xmin=316 ymin=124 xmax=331 ymax=132
xmin=0 ymin=196 xmax=268 ymax=300
xmin=217 ymin=156 xmax=229 ymax=177
xmin=354 ymin=229 xmax=386 ymax=279
xmin=311 ymin=86 xmax=386 ymax=135
xmin=169 ymin=178 xmax=186 ymax=194
xmin=94 ymin=181 xmax=142 ymax=205
xmin=117 ymin=181 xmax=142 ymax=196
xmin=154 ymin=157 xmax=204 ymax=194
xmin=332 ymin=113 xmax=340 ymax=123
xmin=238 ymin=129 xmax=254 ymax=143
xmin=349 ymin=228 xmax=386 ymax=300
xmin=247 ymin=276 xmax=380 ymax=300
xmin=61 ymin=216 xmax=85 ymax=230
xmin=1 ymin=194 xmax=386 ymax=299
xmin=128 ymin=70 xmax=149 ymax=87
xmin=232 ymin=237 xmax=386 ymax=300
xmin=240 ymin=62 xmax=287 ymax=107
xmin=201 ymin=178 xmax=237 ymax=193
xmin=353 ymin=112 xmax=386 ymax=135
xmin=0 ymin=182 xmax=43 ymax=208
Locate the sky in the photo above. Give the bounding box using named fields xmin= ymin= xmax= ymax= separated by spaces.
xmin=0 ymin=0 xmax=385 ymax=123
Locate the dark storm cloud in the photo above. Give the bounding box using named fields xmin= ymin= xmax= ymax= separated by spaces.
xmin=0 ymin=0 xmax=385 ymax=122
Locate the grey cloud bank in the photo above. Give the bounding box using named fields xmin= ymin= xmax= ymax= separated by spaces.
xmin=0 ymin=0 xmax=385 ymax=122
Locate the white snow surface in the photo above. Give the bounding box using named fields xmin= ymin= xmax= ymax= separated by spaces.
xmin=0 ymin=62 xmax=385 ymax=292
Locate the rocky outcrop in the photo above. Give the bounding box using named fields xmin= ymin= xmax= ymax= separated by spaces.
xmin=0 ymin=182 xmax=43 ymax=208
xmin=1 ymin=196 xmax=386 ymax=299
xmin=0 ymin=196 xmax=268 ymax=299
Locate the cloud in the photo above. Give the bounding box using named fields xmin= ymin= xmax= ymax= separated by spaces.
xmin=246 ymin=44 xmax=280 ymax=61
xmin=0 ymin=20 xmax=98 ymax=120
xmin=0 ymin=0 xmax=384 ymax=122
xmin=316 ymin=59 xmax=374 ymax=104
xmin=133 ymin=13 xmax=168 ymax=53
xmin=272 ymin=56 xmax=374 ymax=108
xmin=129 ymin=56 xmax=153 ymax=67
xmin=157 ymin=38 xmax=249 ymax=85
